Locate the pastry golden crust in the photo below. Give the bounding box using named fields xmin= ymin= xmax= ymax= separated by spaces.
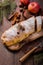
xmin=1 ymin=16 xmax=35 ymax=46
xmin=1 ymin=16 xmax=43 ymax=51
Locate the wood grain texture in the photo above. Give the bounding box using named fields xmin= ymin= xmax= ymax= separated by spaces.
xmin=0 ymin=0 xmax=43 ymax=65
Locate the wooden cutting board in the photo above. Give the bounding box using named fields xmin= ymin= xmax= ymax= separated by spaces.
xmin=0 ymin=0 xmax=43 ymax=65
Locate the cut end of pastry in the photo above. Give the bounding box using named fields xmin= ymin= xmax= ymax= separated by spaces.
xmin=1 ymin=33 xmax=6 ymax=43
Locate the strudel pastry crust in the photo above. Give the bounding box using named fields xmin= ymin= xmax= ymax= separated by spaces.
xmin=1 ymin=17 xmax=35 ymax=46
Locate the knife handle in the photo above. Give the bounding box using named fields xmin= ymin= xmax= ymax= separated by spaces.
xmin=19 ymin=46 xmax=38 ymax=62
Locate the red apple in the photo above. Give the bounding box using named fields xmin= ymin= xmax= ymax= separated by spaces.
xmin=28 ymin=2 xmax=40 ymax=14
xmin=20 ymin=0 xmax=30 ymax=5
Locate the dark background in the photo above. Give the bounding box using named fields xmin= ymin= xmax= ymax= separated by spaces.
xmin=0 ymin=0 xmax=43 ymax=65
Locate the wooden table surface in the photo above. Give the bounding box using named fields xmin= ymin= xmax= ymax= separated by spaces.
xmin=0 ymin=0 xmax=43 ymax=65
